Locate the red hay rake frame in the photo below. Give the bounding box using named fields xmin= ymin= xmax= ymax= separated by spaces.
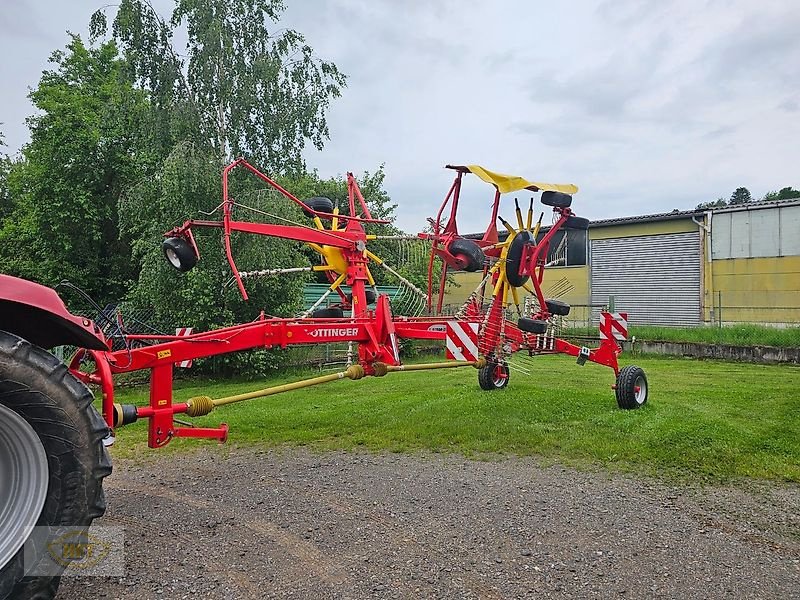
xmin=67 ymin=159 xmax=646 ymax=449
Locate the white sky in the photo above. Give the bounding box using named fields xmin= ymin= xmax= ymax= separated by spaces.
xmin=1 ymin=0 xmax=798 ymax=233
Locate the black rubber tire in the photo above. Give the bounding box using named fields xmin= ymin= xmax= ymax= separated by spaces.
xmin=302 ymin=197 xmax=334 ymax=218
xmin=162 ymin=237 xmax=198 ymax=272
xmin=615 ymin=365 xmax=648 ymax=410
xmin=541 ymin=191 xmax=572 ymax=208
xmin=505 ymin=231 xmax=534 ymax=287
xmin=478 ymin=361 xmax=509 ymax=390
xmin=310 ymin=306 xmax=345 ymax=318
xmin=447 ymin=239 xmax=485 ymax=272
xmin=347 ymin=290 xmax=377 ymax=305
xmin=545 ymin=298 xmax=571 ymax=316
xmin=0 ymin=331 xmax=111 ymax=600
xmin=563 ymin=215 xmax=590 ymax=230
xmin=517 ymin=317 xmax=548 ymax=334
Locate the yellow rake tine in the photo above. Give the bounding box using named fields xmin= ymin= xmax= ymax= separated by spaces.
xmin=526 ymin=198 xmax=534 ymax=231
xmin=515 ymin=198 xmax=525 ymax=232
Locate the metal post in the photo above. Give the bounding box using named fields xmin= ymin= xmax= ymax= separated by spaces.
xmin=608 ymin=296 xmax=615 ymax=311
xmin=718 ymin=291 xmax=722 ymax=327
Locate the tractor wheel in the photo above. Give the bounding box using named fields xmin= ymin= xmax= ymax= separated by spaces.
xmin=162 ymin=237 xmax=198 ymax=272
xmin=302 ymin=197 xmax=334 ymax=218
xmin=545 ymin=298 xmax=571 ymax=316
xmin=478 ymin=361 xmax=509 ymax=390
xmin=0 ymin=331 xmax=111 ymax=600
xmin=448 ymin=239 xmax=485 ymax=272
xmin=615 ymin=365 xmax=648 ymax=410
xmin=311 ymin=306 xmax=345 ymax=318
xmin=517 ymin=317 xmax=549 ymax=334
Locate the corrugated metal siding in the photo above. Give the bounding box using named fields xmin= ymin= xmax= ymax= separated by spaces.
xmin=590 ymin=232 xmax=701 ymax=326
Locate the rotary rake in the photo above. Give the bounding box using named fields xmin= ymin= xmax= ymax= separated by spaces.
xmin=66 ymin=159 xmax=647 ymax=449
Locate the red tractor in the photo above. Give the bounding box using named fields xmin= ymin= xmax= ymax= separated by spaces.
xmin=0 ymin=276 xmax=111 ymax=599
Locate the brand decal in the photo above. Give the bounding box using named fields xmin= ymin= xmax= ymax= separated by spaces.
xmin=308 ymin=327 xmax=359 ymax=338
xmin=427 ymin=324 xmax=447 ymax=333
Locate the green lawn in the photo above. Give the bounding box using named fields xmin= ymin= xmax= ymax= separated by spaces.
xmin=109 ymin=355 xmax=800 ymax=482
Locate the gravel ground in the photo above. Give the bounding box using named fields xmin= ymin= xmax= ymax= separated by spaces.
xmin=60 ymin=448 xmax=800 ymax=599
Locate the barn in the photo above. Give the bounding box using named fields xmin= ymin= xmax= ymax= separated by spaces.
xmin=447 ymin=199 xmax=800 ymax=327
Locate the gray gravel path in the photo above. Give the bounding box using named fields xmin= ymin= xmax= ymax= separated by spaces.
xmin=60 ymin=448 xmax=799 ymax=599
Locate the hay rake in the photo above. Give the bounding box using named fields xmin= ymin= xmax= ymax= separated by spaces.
xmin=67 ymin=159 xmax=648 ymax=449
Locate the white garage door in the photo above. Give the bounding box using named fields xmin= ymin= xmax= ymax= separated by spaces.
xmin=590 ymin=232 xmax=701 ymax=326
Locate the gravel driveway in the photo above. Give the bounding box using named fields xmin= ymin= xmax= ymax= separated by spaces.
xmin=60 ymin=448 xmax=799 ymax=599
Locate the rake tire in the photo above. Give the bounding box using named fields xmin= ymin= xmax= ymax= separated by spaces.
xmin=478 ymin=361 xmax=509 ymax=390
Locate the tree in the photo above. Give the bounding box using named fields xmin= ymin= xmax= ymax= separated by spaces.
xmin=0 ymin=36 xmax=149 ymax=301
xmin=84 ymin=0 xmax=349 ymax=375
xmin=777 ymin=186 xmax=800 ymax=200
xmin=729 ymin=187 xmax=752 ymax=205
xmin=0 ymin=131 xmax=12 ymax=221
xmin=90 ymin=0 xmax=345 ymax=171
xmin=696 ymin=197 xmax=728 ymax=210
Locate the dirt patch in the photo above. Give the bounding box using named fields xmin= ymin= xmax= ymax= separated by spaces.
xmin=60 ymin=448 xmax=800 ymax=599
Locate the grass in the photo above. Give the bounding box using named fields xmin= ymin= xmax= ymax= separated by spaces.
xmin=565 ymin=324 xmax=800 ymax=348
xmin=107 ymin=355 xmax=800 ymax=483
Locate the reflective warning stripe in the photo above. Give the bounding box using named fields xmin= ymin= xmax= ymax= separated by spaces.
xmin=445 ymin=321 xmax=480 ymax=362
xmin=175 ymin=327 xmax=193 ymax=367
xmin=599 ymin=312 xmax=628 ymax=341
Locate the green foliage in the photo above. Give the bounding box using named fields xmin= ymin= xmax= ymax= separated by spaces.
xmin=729 ymin=186 xmax=752 ymax=205
xmin=110 ymin=355 xmax=800 ymax=482
xmin=90 ymin=0 xmax=346 ymax=170
xmin=0 ymin=36 xmax=149 ymax=301
xmin=777 ymin=186 xmax=800 ymax=200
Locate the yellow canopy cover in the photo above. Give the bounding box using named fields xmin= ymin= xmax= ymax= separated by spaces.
xmin=465 ymin=165 xmax=578 ymax=195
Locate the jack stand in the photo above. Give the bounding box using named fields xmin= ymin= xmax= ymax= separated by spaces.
xmin=576 ymin=346 xmax=591 ymax=366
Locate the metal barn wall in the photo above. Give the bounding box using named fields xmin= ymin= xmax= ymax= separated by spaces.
xmin=590 ymin=232 xmax=701 ymax=326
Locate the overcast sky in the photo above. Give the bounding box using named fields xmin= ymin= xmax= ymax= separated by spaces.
xmin=1 ymin=0 xmax=798 ymax=233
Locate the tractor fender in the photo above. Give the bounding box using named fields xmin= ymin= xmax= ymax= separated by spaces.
xmin=0 ymin=275 xmax=107 ymax=350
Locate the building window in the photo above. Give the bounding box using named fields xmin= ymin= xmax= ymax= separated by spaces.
xmin=536 ymin=228 xmax=587 ymax=267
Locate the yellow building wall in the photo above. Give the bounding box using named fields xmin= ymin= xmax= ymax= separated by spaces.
xmin=707 ymin=256 xmax=800 ymax=324
xmin=589 ymin=219 xmax=698 ymax=240
xmin=445 ymin=266 xmax=590 ymax=323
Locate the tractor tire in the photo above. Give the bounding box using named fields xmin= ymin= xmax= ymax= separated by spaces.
xmin=545 ymin=298 xmax=571 ymax=316
xmin=615 ymin=365 xmax=648 ymax=410
xmin=478 ymin=361 xmax=510 ymax=390
xmin=162 ymin=237 xmax=198 ymax=272
xmin=505 ymin=231 xmax=534 ymax=287
xmin=517 ymin=317 xmax=549 ymax=334
xmin=0 ymin=331 xmax=111 ymax=600
xmin=448 ymin=239 xmax=485 ymax=272
xmin=311 ymin=306 xmax=345 ymax=319
xmin=302 ymin=197 xmax=334 ymax=218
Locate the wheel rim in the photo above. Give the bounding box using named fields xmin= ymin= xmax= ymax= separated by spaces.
xmin=0 ymin=403 xmax=49 ymax=569
xmin=634 ymin=375 xmax=647 ymax=404
xmin=492 ymin=365 xmax=507 ymax=387
xmin=165 ymin=247 xmax=182 ymax=269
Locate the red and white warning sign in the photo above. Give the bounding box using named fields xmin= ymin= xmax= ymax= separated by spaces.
xmin=599 ymin=312 xmax=628 ymax=341
xmin=175 ymin=327 xmax=193 ymax=367
xmin=445 ymin=321 xmax=480 ymax=362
